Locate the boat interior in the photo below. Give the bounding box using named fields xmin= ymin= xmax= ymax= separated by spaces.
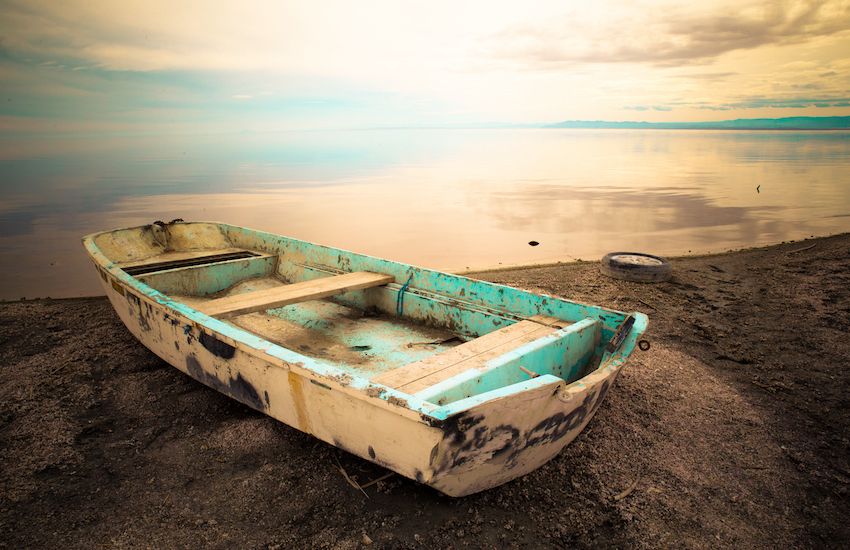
xmin=93 ymin=223 xmax=617 ymax=407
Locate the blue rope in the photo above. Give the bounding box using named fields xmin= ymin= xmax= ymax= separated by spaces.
xmin=396 ymin=274 xmax=414 ymax=316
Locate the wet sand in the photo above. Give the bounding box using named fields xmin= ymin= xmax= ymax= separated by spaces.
xmin=1 ymin=234 xmax=849 ymax=548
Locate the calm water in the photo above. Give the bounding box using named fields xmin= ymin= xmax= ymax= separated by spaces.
xmin=1 ymin=129 xmax=849 ymax=300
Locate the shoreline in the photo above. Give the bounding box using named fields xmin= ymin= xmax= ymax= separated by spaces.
xmin=458 ymin=232 xmax=848 ymax=276
xmin=4 ymin=232 xmax=848 ymax=304
xmin=2 ymin=232 xmax=849 ymax=546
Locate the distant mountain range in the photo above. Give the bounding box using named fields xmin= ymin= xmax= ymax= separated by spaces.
xmin=545 ymin=116 xmax=850 ymax=130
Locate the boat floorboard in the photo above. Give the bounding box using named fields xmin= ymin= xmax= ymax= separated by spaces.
xmin=173 ymin=277 xmax=462 ymax=379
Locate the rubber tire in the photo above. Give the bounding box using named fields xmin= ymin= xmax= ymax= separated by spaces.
xmin=600 ymin=252 xmax=672 ymax=283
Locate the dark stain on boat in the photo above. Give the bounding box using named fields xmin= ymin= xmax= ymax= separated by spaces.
xmin=186 ymin=354 xmax=265 ymax=410
xmin=199 ymin=331 xmax=236 ymax=359
xmin=429 ymin=443 xmax=440 ymax=463
xmin=432 ymin=380 xmax=612 ymax=475
xmin=142 ymin=302 xmax=155 ymax=332
xmin=110 ymin=278 xmax=125 ymax=296
xmin=332 ymin=438 xmax=397 ymax=472
xmin=521 ymin=382 xmax=610 ymax=452
xmin=449 ymin=419 xmax=519 ymax=470
xmin=387 ymin=396 xmax=409 ymax=408
xmin=310 ymin=379 xmax=331 ymax=390
xmin=183 ymin=324 xmax=195 ymax=345
xmin=126 ymin=292 xmax=151 ymax=332
xmin=421 ymin=413 xmax=448 ymax=428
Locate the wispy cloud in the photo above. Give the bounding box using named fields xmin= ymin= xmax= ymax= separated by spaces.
xmin=675 ymin=72 xmax=739 ymax=80
xmin=625 ymin=105 xmax=673 ymax=111
xmin=641 ymin=94 xmax=850 ymax=112
xmin=0 ymin=0 xmax=848 ymax=130
xmin=701 ymin=96 xmax=850 ymax=109
xmin=488 ymin=0 xmax=850 ymax=68
xmin=0 ymin=45 xmax=460 ymax=133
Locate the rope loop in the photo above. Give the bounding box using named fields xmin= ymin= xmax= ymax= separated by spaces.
xmin=395 ymin=274 xmax=414 ymax=316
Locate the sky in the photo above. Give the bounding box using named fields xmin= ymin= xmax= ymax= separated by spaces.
xmin=1 ymin=0 xmax=850 ymax=134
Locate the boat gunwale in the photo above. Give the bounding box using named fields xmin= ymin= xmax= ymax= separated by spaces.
xmin=82 ymin=221 xmax=648 ymax=423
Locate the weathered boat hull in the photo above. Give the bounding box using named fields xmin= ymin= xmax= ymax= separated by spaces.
xmin=84 ymin=222 xmax=646 ymax=496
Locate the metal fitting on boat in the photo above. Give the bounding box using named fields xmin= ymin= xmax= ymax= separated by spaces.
xmin=555 ymin=386 xmax=572 ymax=404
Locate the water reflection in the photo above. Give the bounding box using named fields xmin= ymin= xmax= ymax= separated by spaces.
xmin=0 ymin=129 xmax=848 ymax=299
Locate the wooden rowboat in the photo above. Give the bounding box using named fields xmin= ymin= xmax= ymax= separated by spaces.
xmin=83 ymin=221 xmax=647 ymax=496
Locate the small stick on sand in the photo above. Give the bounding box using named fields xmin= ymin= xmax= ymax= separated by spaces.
xmin=335 ymin=458 xmax=368 ymax=498
xmin=613 ymin=477 xmax=641 ymax=501
xmin=360 ymin=472 xmax=394 ymax=489
xmin=634 ymin=297 xmax=657 ymax=311
xmin=49 ymin=362 xmax=70 ymax=375
xmin=787 ymin=244 xmax=816 ymax=255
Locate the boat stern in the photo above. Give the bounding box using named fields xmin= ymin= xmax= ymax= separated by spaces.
xmin=423 ymin=369 xmax=617 ymax=496
xmin=422 ymin=313 xmax=647 ymax=497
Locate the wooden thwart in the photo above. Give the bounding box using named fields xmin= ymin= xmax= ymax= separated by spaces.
xmin=199 ymin=271 xmax=394 ymax=318
xmin=373 ymin=315 xmax=569 ymax=393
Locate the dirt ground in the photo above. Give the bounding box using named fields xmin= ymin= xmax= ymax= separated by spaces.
xmin=1 ymin=234 xmax=848 ymax=549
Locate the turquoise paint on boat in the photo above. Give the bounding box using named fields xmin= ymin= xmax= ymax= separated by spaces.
xmin=136 ymin=254 xmax=277 ymax=295
xmin=83 ymin=221 xmax=648 ymax=496
xmin=417 ymin=317 xmax=601 ymax=405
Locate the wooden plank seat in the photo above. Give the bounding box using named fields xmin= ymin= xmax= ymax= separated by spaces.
xmin=199 ymin=271 xmax=395 ymax=319
xmin=372 ymin=315 xmax=570 ymax=394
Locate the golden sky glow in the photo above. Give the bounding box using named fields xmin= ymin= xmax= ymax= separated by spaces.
xmin=2 ymin=0 xmax=849 ymax=132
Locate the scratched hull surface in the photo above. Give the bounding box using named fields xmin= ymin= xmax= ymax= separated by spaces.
xmin=83 ymin=221 xmax=647 ymax=496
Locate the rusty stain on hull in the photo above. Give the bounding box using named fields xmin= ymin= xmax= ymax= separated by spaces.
xmin=288 ymin=370 xmax=312 ymax=433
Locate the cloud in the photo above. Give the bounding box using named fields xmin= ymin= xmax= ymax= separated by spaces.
xmin=675 ymin=71 xmax=739 ymax=80
xmin=626 ymin=91 xmax=850 ymax=112
xmin=0 ymin=0 xmax=848 ymax=127
xmin=624 ymin=105 xmax=674 ymax=111
xmin=0 ymin=46 xmax=463 ymax=133
xmin=0 ymin=0 xmax=488 ymax=80
xmin=684 ymin=95 xmax=850 ymax=109
xmin=488 ymin=0 xmax=850 ymax=68
xmin=0 ymin=0 xmax=253 ymax=72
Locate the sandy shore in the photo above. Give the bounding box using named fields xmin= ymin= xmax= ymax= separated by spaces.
xmin=1 ymin=234 xmax=848 ymax=548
